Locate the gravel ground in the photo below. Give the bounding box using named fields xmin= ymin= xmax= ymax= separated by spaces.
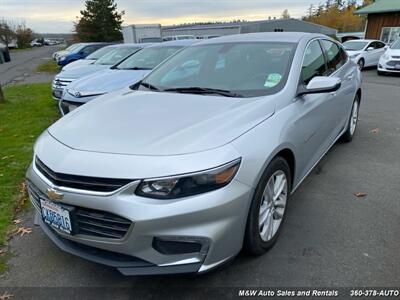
xmin=0 ymin=69 xmax=399 ymax=299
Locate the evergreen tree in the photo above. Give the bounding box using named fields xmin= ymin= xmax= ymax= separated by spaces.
xmin=75 ymin=0 xmax=124 ymax=42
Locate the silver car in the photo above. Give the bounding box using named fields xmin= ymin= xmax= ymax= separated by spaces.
xmin=26 ymin=33 xmax=361 ymax=275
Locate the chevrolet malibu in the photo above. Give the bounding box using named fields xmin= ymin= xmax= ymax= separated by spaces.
xmin=26 ymin=33 xmax=362 ymax=275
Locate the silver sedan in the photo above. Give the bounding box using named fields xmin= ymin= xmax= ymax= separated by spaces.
xmin=26 ymin=32 xmax=362 ymax=275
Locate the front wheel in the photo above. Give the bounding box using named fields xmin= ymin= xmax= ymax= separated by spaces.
xmin=244 ymin=157 xmax=291 ymax=255
xmin=340 ymin=95 xmax=360 ymax=143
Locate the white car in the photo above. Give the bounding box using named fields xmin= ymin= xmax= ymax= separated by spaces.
xmin=378 ymin=39 xmax=400 ymax=75
xmin=343 ymin=39 xmax=387 ymax=69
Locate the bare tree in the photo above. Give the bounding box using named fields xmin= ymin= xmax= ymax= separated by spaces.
xmin=282 ymin=9 xmax=291 ymax=19
xmin=0 ymin=19 xmax=17 ymax=49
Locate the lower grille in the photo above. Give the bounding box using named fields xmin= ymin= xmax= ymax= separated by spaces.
xmin=75 ymin=208 xmax=132 ymax=239
xmin=386 ymin=60 xmax=400 ymax=67
xmin=59 ymin=100 xmax=83 ymax=115
xmin=27 ymin=181 xmax=133 ymax=240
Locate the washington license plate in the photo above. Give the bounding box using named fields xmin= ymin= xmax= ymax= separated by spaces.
xmin=40 ymin=199 xmax=72 ymax=234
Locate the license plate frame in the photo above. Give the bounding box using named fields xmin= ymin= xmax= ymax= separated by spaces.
xmin=40 ymin=199 xmax=73 ymax=234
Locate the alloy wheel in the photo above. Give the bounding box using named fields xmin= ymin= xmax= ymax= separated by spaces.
xmin=258 ymin=170 xmax=288 ymax=242
xmin=349 ymin=100 xmax=359 ymax=136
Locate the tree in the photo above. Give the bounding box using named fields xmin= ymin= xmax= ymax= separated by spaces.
xmin=74 ymin=0 xmax=124 ymax=42
xmin=281 ymin=9 xmax=290 ymax=19
xmin=303 ymin=0 xmax=366 ymax=33
xmin=0 ymin=19 xmax=17 ymax=49
xmin=16 ymin=22 xmax=34 ymax=48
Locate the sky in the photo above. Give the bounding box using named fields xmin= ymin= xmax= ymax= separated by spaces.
xmin=0 ymin=0 xmax=360 ymax=34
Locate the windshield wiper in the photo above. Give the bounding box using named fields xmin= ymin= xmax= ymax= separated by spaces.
xmin=125 ymin=67 xmax=152 ymax=70
xmin=139 ymin=82 xmax=161 ymax=91
xmin=164 ymin=87 xmax=243 ymax=98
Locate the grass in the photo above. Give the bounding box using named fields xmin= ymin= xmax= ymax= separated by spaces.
xmin=36 ymin=59 xmax=60 ymax=73
xmin=0 ymin=83 xmax=58 ymax=258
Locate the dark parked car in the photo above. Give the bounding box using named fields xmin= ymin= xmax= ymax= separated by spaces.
xmin=56 ymin=43 xmax=112 ymax=67
xmin=0 ymin=45 xmax=10 ymax=63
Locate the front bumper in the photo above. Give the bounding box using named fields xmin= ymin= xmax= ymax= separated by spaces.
xmin=378 ymin=59 xmax=400 ymax=73
xmin=26 ymin=160 xmax=252 ymax=275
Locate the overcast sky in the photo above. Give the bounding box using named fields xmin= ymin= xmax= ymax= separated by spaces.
xmin=0 ymin=0 xmax=361 ymax=33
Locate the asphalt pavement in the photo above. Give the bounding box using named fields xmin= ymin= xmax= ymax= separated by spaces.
xmin=0 ymin=45 xmax=61 ymax=86
xmin=0 ymin=70 xmax=399 ymax=298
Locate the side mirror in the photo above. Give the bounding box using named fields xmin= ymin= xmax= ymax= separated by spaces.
xmin=366 ymin=47 xmax=374 ymax=51
xmin=297 ymin=76 xmax=341 ymax=96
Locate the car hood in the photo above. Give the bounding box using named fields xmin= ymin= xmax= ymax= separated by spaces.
xmin=48 ymin=91 xmax=276 ymax=155
xmin=62 ymin=59 xmax=95 ymax=71
xmin=57 ymin=64 xmax=110 ymax=80
xmin=66 ymin=69 xmax=150 ymax=94
xmin=346 ymin=50 xmax=362 ymax=56
xmin=386 ymin=49 xmax=400 ymax=57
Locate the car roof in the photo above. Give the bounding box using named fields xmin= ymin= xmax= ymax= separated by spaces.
xmin=150 ymin=40 xmax=198 ymax=48
xmin=344 ymin=39 xmax=379 ymax=43
xmin=195 ymin=32 xmax=325 ymax=45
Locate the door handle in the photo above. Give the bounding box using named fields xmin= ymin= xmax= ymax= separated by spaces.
xmin=330 ymin=92 xmax=337 ymax=97
xmin=347 ymin=75 xmax=354 ymax=81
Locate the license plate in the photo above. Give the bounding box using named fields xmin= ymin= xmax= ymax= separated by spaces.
xmin=40 ymin=199 xmax=72 ymax=234
xmin=395 ymin=64 xmax=400 ymax=70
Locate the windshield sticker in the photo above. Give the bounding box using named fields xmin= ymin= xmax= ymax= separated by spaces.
xmin=264 ymin=73 xmax=282 ymax=88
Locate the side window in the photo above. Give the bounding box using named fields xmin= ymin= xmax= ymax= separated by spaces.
xmin=367 ymin=42 xmax=375 ymax=50
xmin=321 ymin=40 xmax=346 ymax=74
xmin=81 ymin=46 xmax=96 ymax=55
xmin=376 ymin=42 xmax=386 ymax=49
xmin=300 ymin=40 xmax=327 ymax=85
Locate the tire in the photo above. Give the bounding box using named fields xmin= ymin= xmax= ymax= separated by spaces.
xmin=357 ymin=58 xmax=365 ymax=70
xmin=244 ymin=156 xmax=291 ymax=255
xmin=340 ymin=95 xmax=360 ymax=143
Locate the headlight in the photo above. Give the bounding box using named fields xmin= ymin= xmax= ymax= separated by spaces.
xmin=59 ymin=56 xmax=66 ymax=61
xmin=381 ymin=53 xmax=390 ymax=60
xmin=135 ymin=158 xmax=241 ymax=199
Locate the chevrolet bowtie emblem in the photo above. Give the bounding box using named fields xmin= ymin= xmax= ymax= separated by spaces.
xmin=46 ymin=188 xmax=64 ymax=201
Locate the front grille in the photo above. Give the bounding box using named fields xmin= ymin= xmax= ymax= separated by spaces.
xmin=386 ymin=60 xmax=400 ymax=67
xmin=53 ymin=78 xmax=72 ymax=87
xmin=35 ymin=157 xmax=133 ymax=192
xmin=27 ymin=181 xmax=133 ymax=240
xmin=391 ymin=56 xmax=400 ymax=59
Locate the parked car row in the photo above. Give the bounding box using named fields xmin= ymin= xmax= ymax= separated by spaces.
xmin=29 ymin=32 xmax=363 ymax=276
xmin=342 ymin=38 xmax=400 ymax=75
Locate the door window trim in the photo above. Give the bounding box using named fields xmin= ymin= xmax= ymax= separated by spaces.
xmin=297 ymin=38 xmax=348 ymax=90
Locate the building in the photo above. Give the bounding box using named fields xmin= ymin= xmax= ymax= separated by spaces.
xmin=355 ymin=0 xmax=400 ymax=44
xmin=161 ymin=18 xmax=337 ymax=39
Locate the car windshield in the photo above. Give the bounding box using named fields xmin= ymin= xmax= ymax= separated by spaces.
xmin=116 ymin=46 xmax=182 ymax=70
xmin=95 ymin=47 xmax=141 ymax=65
xmin=86 ymin=46 xmax=115 ymax=60
xmin=390 ymin=39 xmax=400 ymax=49
xmin=138 ymin=42 xmax=296 ymax=98
xmin=343 ymin=41 xmax=368 ymax=51
xmin=65 ymin=44 xmax=81 ymax=52
xmin=70 ymin=44 xmax=87 ymax=54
